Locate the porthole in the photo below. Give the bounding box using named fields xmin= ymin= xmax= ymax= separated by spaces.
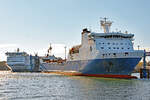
xmin=113 ymin=53 xmax=116 ymax=56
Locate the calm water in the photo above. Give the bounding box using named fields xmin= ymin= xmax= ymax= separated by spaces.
xmin=0 ymin=71 xmax=150 ymax=100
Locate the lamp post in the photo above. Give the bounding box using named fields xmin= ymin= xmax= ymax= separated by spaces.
xmin=64 ymin=46 xmax=67 ymax=61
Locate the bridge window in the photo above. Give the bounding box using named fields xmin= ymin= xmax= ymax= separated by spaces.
xmin=125 ymin=52 xmax=129 ymax=56
xmin=101 ymin=47 xmax=104 ymax=49
xmin=108 ymin=47 xmax=111 ymax=49
xmin=113 ymin=47 xmax=116 ymax=49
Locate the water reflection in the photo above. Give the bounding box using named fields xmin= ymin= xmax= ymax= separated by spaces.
xmin=0 ymin=71 xmax=150 ymax=100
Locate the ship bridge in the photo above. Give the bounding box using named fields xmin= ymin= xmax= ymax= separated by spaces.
xmin=89 ymin=32 xmax=134 ymax=40
xmin=88 ymin=18 xmax=134 ymax=40
xmin=90 ymin=32 xmax=134 ymax=38
xmin=5 ymin=52 xmax=28 ymax=57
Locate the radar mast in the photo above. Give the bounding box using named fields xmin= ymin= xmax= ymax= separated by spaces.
xmin=100 ymin=17 xmax=112 ymax=33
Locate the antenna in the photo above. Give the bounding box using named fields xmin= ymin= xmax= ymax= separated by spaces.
xmin=104 ymin=17 xmax=108 ymax=23
xmin=100 ymin=17 xmax=108 ymax=22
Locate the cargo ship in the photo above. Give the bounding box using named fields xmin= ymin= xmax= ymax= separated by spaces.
xmin=41 ymin=18 xmax=144 ymax=78
xmin=5 ymin=48 xmax=40 ymax=72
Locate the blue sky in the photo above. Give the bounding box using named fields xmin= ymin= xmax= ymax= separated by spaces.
xmin=0 ymin=0 xmax=150 ymax=60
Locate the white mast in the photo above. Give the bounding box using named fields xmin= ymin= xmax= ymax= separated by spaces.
xmin=100 ymin=17 xmax=112 ymax=33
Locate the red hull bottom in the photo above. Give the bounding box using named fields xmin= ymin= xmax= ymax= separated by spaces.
xmin=43 ymin=71 xmax=137 ymax=79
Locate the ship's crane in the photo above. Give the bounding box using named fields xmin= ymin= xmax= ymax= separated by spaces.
xmin=47 ymin=43 xmax=52 ymax=56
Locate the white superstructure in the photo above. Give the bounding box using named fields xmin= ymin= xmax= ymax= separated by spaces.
xmin=68 ymin=18 xmax=143 ymax=61
xmin=5 ymin=48 xmax=31 ymax=72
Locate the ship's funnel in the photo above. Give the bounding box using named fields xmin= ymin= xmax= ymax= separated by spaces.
xmin=100 ymin=18 xmax=112 ymax=33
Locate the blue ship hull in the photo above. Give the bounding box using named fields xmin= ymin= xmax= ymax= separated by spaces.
xmin=81 ymin=58 xmax=141 ymax=75
xmin=41 ymin=57 xmax=141 ymax=76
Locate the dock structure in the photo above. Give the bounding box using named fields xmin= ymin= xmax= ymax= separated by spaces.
xmin=140 ymin=50 xmax=150 ymax=78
